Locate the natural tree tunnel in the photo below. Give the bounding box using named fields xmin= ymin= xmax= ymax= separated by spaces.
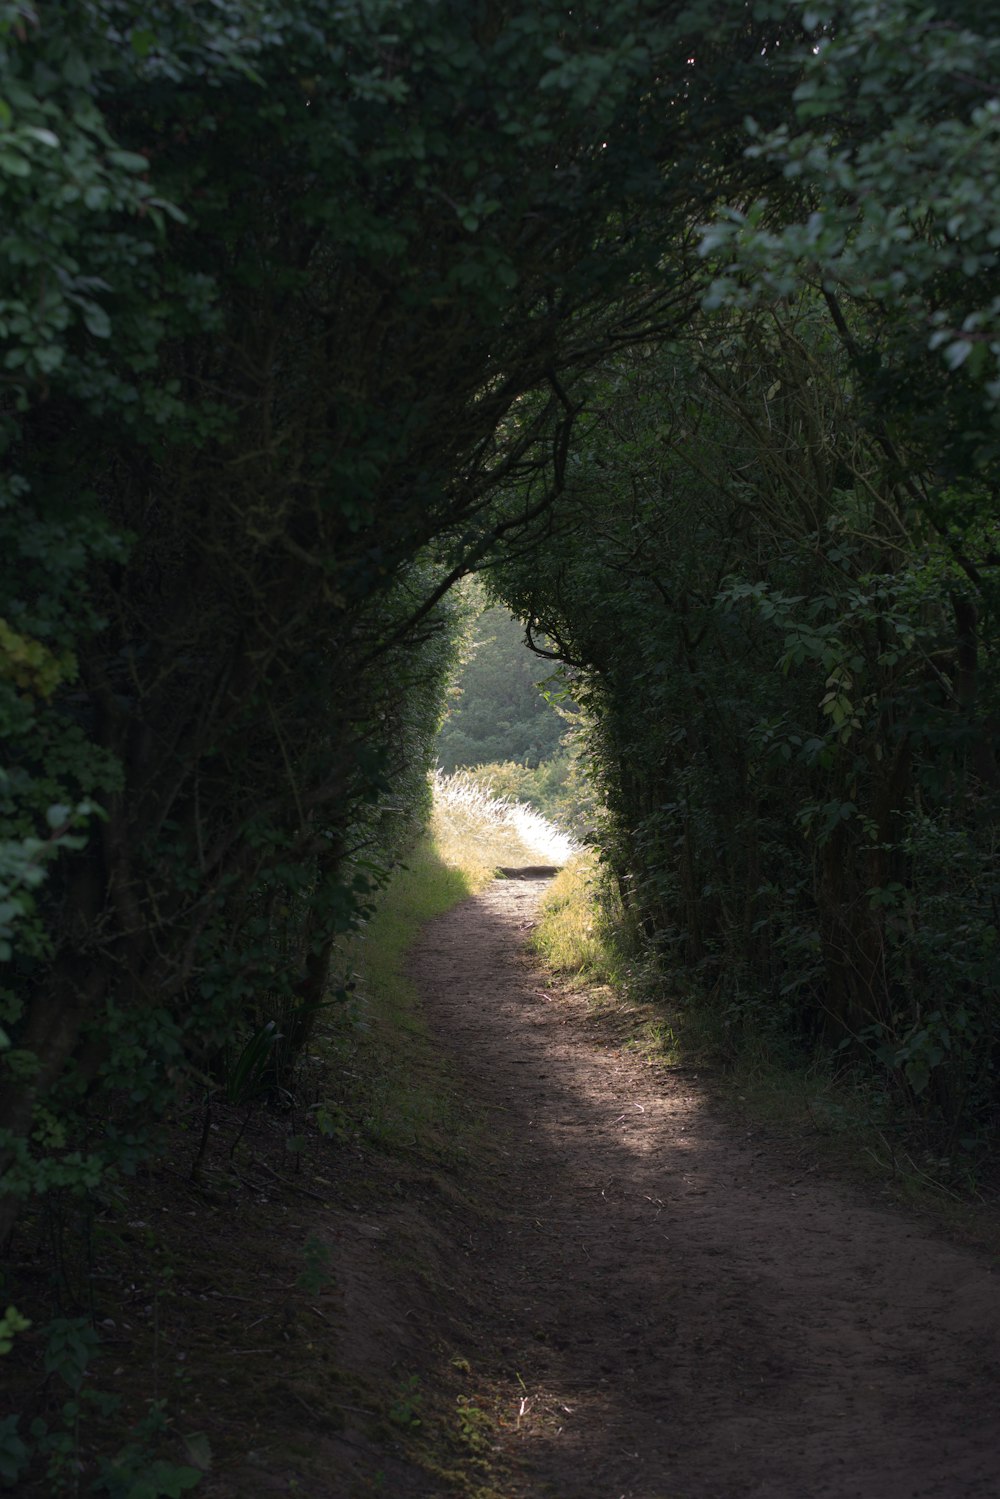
xmin=2 ymin=1 xmax=999 ymax=1490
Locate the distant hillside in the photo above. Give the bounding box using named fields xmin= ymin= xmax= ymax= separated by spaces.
xmin=437 ymin=607 xmax=565 ymax=771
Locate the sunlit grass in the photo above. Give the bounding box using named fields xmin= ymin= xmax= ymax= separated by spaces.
xmin=430 ymin=768 xmax=580 ymax=882
xmin=529 ymin=848 xmax=624 ymax=984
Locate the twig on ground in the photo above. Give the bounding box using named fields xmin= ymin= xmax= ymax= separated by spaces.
xmin=245 ymin=1156 xmax=332 ymax=1203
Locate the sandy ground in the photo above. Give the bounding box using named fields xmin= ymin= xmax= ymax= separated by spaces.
xmin=397 ymin=873 xmax=1000 ymax=1499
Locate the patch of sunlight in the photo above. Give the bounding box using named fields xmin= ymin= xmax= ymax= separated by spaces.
xmin=506 ymin=799 xmax=580 ymax=864
xmin=431 ymin=769 xmax=581 ymax=882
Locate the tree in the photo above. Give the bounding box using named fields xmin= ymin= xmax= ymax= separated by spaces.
xmin=701 ymin=0 xmax=1000 ymax=475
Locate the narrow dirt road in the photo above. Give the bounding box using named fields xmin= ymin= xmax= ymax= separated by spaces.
xmin=404 ymin=874 xmax=1000 ymax=1499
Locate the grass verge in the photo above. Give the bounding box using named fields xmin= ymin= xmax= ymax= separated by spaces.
xmin=333 ymin=837 xmax=475 ymax=1156
xmin=528 ymin=850 xmax=624 ymax=984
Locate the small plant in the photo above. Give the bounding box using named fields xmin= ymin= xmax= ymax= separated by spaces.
xmin=0 ymin=1304 xmax=31 ymax=1356
xmin=387 ymin=1374 xmax=422 ymax=1431
xmin=92 ymin=1402 xmax=203 ymax=1498
xmin=308 ymin=1102 xmax=349 ymax=1141
xmin=0 ymin=1311 xmax=202 ymax=1497
xmin=295 ymin=1234 xmax=334 ymax=1296
xmin=224 ymin=1021 xmax=283 ymax=1106
xmin=44 ymin=1316 xmax=100 ymax=1392
xmin=454 ymin=1395 xmax=492 ymax=1455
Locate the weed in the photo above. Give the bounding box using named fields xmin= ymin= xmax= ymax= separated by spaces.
xmin=454 ymin=1395 xmax=492 ymax=1455
xmin=622 ymin=1018 xmax=680 ymax=1065
xmin=387 ymin=1375 xmax=422 ymax=1431
xmin=224 ymin=1021 xmax=282 ymax=1107
xmin=296 ymin=1234 xmax=334 ymax=1296
xmin=3 ymin=1313 xmax=202 ymax=1498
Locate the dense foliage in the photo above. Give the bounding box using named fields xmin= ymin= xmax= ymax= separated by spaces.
xmin=436 ymin=605 xmax=565 ymax=773
xmin=2 ymin=0 xmax=759 ymax=1248
xmin=492 ymin=2 xmax=1000 ymax=1150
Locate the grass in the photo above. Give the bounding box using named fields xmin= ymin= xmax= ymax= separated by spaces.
xmin=529 ymin=849 xmax=625 ymax=985
xmin=430 ymin=768 xmax=579 ymax=880
xmin=332 ymin=837 xmax=471 ymax=1154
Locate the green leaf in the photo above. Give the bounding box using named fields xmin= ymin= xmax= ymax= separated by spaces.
xmin=0 ymin=150 xmax=30 ymax=178
xmin=81 ymin=301 xmax=111 ymax=338
xmin=22 ymin=127 xmax=59 ymax=148
xmin=107 ymin=149 xmax=150 ymax=173
xmin=131 ymin=28 xmax=156 ymax=58
xmin=146 ymin=196 xmax=188 ymax=224
xmin=63 ymin=53 xmax=91 ymax=87
xmin=944 ymin=339 xmax=974 ymax=370
xmin=181 ymin=1433 xmax=212 ymax=1473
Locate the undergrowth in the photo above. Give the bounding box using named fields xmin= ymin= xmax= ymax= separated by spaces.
xmin=0 ymin=778 xmax=578 ymax=1495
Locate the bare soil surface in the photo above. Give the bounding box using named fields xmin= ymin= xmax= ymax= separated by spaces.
xmin=391 ymin=873 xmax=1000 ymax=1498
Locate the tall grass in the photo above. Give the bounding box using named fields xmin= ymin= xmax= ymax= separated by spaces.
xmin=430 ymin=768 xmax=580 ymax=880
xmin=529 ymin=850 xmax=626 ymax=984
xmin=444 ymin=752 xmax=599 ymax=836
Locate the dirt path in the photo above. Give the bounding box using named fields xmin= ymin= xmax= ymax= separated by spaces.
xmin=402 ymin=874 xmax=1000 ymax=1499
